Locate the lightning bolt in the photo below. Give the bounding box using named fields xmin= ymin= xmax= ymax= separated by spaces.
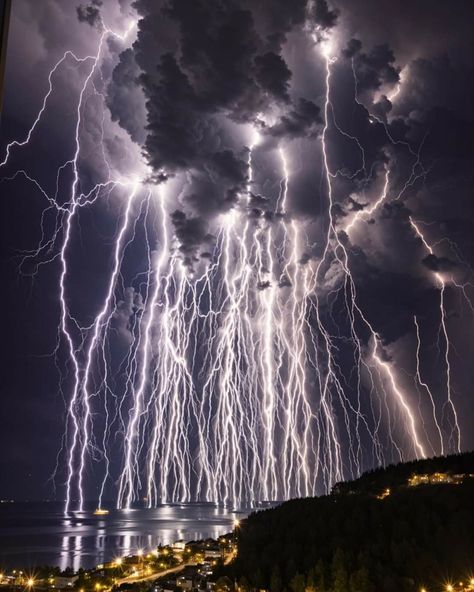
xmin=4 ymin=12 xmax=467 ymax=511
xmin=409 ymin=217 xmax=461 ymax=452
xmin=313 ymin=35 xmax=427 ymax=475
xmin=413 ymin=315 xmax=445 ymax=455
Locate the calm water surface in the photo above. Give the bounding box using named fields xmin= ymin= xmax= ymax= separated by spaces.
xmin=0 ymin=502 xmax=256 ymax=571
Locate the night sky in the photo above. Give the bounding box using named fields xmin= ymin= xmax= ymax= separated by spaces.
xmin=1 ymin=0 xmax=474 ymax=503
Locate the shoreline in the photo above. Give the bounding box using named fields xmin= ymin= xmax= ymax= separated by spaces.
xmin=0 ymin=530 xmax=239 ymax=592
xmin=0 ymin=502 xmax=254 ymax=572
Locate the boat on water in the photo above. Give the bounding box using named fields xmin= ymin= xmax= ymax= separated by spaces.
xmin=93 ymin=508 xmax=109 ymax=516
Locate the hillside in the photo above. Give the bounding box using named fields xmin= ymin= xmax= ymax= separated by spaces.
xmin=332 ymin=450 xmax=474 ymax=496
xmin=224 ymin=453 xmax=474 ymax=592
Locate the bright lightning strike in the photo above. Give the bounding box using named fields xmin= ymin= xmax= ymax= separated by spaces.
xmin=409 ymin=217 xmax=461 ymax=452
xmin=1 ymin=12 xmax=466 ymax=511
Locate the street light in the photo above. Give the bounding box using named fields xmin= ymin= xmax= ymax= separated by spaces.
xmin=27 ymin=579 xmax=35 ymax=588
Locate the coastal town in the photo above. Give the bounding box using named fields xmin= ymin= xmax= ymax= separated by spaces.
xmin=0 ymin=528 xmax=238 ymax=592
xmin=2 ymin=522 xmax=474 ymax=592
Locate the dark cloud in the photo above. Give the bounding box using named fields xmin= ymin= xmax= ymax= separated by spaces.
xmin=371 ymin=95 xmax=392 ymax=121
xmin=311 ymin=0 xmax=339 ymax=30
xmin=332 ymin=203 xmax=348 ymax=219
xmin=267 ymin=98 xmax=322 ymax=139
xmin=142 ymin=52 xmax=198 ymax=172
xmin=170 ymin=210 xmax=214 ymax=269
xmin=249 ymin=192 xmax=270 ymax=209
xmin=107 ymin=0 xmax=342 ymax=266
xmin=351 ymin=43 xmax=399 ymax=93
xmin=129 ymin=0 xmax=307 ymax=241
xmin=422 ymin=254 xmax=457 ymax=273
xmin=77 ymin=0 xmax=103 ymax=28
xmin=245 ymin=0 xmax=307 ymax=38
xmin=343 ymin=243 xmax=435 ymax=346
xmin=348 ymin=196 xmax=367 ymax=212
xmin=181 ymin=169 xmax=245 ymax=219
xmin=209 ymin=150 xmax=248 ymax=185
xmin=4 ymin=0 xmax=474 ymax=501
xmin=342 ymin=38 xmax=362 ymax=59
xmin=400 ymin=56 xmax=474 ymax=122
xmin=257 ymin=280 xmax=272 ymax=291
xmin=107 ymin=49 xmax=147 ymax=144
xmin=254 ymin=52 xmax=292 ymax=102
xmin=335 ymin=0 xmax=474 ymax=67
xmin=380 ymin=201 xmax=411 ymax=222
xmin=249 ymin=208 xmax=263 ymax=219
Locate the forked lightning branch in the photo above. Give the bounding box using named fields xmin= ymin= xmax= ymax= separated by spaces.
xmin=1 ymin=13 xmax=464 ymax=511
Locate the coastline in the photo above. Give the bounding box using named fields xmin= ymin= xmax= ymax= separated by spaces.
xmin=0 ymin=532 xmax=239 ymax=592
xmin=0 ymin=502 xmax=250 ymax=571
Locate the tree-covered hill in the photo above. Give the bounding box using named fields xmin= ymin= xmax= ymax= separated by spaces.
xmin=332 ymin=450 xmax=474 ymax=495
xmin=224 ymin=453 xmax=474 ymax=592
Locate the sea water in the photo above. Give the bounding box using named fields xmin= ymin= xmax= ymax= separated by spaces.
xmin=0 ymin=501 xmax=255 ymax=570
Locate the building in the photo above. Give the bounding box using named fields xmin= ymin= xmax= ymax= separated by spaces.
xmin=176 ymin=576 xmax=193 ymax=590
xmin=203 ymin=547 xmax=221 ymax=560
xmin=407 ymin=472 xmax=471 ymax=487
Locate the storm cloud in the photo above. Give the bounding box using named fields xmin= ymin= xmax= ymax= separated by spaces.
xmin=2 ymin=0 xmax=474 ymax=501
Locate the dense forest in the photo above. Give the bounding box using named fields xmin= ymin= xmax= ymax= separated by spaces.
xmin=223 ymin=453 xmax=474 ymax=592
